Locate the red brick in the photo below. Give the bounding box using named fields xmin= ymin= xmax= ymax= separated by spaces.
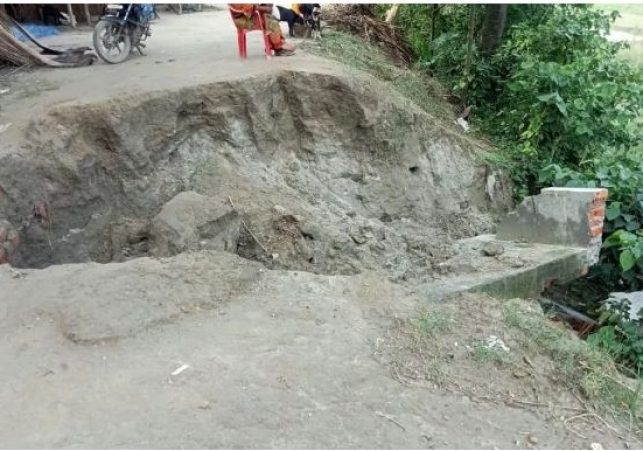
xmin=588 ymin=206 xmax=605 ymax=221
xmin=590 ymin=225 xmax=603 ymax=237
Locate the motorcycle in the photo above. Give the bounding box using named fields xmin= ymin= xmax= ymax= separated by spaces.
xmin=93 ymin=4 xmax=154 ymax=64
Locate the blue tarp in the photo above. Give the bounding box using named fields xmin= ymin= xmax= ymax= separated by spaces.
xmin=10 ymin=24 xmax=61 ymax=42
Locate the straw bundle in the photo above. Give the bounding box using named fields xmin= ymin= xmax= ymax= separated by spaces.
xmin=0 ymin=9 xmax=54 ymax=67
xmin=1 ymin=9 xmax=96 ymax=68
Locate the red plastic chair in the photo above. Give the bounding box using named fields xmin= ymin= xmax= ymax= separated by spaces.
xmin=231 ymin=8 xmax=272 ymax=60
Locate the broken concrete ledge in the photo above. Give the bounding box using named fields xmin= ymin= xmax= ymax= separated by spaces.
xmin=423 ymin=237 xmax=586 ymax=301
xmin=425 ymin=187 xmax=608 ymax=301
xmin=497 ymin=187 xmax=607 ymax=267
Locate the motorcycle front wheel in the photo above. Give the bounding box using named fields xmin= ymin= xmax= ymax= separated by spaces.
xmin=93 ymin=20 xmax=132 ymax=64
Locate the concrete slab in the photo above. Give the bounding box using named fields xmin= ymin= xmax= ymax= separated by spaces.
xmin=419 ymin=235 xmax=586 ymax=301
xmin=496 ymin=187 xmax=607 ymax=266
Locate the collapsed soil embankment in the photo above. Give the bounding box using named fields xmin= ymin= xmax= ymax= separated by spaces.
xmin=0 ymin=70 xmax=511 ymax=282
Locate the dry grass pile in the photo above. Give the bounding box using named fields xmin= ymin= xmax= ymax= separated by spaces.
xmin=0 ymin=9 xmax=95 ymax=68
xmin=324 ymin=4 xmax=415 ymax=66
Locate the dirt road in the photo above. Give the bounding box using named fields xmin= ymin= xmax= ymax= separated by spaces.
xmin=0 ymin=253 xmax=617 ymax=449
xmin=0 ymin=7 xmax=338 ymax=143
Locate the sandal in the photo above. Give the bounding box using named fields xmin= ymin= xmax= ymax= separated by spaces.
xmin=275 ymin=49 xmax=295 ymax=56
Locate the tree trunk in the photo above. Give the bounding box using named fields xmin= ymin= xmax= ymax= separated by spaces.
xmin=463 ymin=5 xmax=477 ymax=105
xmin=83 ymin=4 xmax=92 ymax=26
xmin=430 ymin=4 xmax=440 ymax=42
xmin=384 ymin=4 xmax=399 ymax=24
xmin=66 ymin=4 xmax=77 ymax=28
xmin=479 ymin=4 xmax=507 ymax=56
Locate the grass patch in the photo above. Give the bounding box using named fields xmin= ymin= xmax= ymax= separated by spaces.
xmin=412 ymin=309 xmax=453 ymax=335
xmin=472 ymin=343 xmax=511 ymax=366
xmin=376 ymin=293 xmax=643 ymax=441
xmin=301 ymin=29 xmax=456 ymax=123
xmin=502 ymin=299 xmax=643 ymax=431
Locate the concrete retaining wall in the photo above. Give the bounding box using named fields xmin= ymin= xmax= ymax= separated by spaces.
xmin=496 ymin=187 xmax=607 ymax=269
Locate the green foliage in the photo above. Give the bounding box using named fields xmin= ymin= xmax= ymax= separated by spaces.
xmin=476 ymin=6 xmax=642 ymax=195
xmin=396 ymin=4 xmax=471 ymax=61
xmin=396 ymin=3 xmax=643 ymax=287
xmin=387 ymin=3 xmax=643 ymax=293
xmin=397 ymin=4 xmax=643 ymax=194
xmin=490 ymin=7 xmax=642 ymax=175
xmin=590 ymin=296 xmax=643 ymax=375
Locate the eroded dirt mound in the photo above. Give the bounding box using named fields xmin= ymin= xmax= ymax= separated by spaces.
xmin=0 ymin=70 xmax=511 ymax=281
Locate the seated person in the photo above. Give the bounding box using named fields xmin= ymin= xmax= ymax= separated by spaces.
xmin=229 ymin=3 xmax=296 ymax=56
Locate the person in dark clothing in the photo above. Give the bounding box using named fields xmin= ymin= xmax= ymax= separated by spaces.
xmin=275 ymin=5 xmax=297 ymax=37
xmin=297 ymin=3 xmax=320 ymax=18
xmin=276 ymin=4 xmax=320 ymax=38
xmin=40 ymin=5 xmax=66 ymax=25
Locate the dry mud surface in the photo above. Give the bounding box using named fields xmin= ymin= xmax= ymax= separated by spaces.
xmin=0 ymin=255 xmax=629 ymax=449
xmin=0 ymin=9 xmax=629 ymax=448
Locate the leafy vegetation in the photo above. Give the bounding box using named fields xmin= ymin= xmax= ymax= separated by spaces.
xmin=396 ymin=5 xmax=643 ymax=196
xmin=590 ymin=295 xmax=643 ymax=375
xmin=538 ymin=147 xmax=643 ymax=291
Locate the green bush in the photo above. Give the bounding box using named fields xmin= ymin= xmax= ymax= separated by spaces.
xmin=397 ymin=4 xmax=643 ymax=285
xmin=489 ymin=7 xmax=642 ymax=191
xmin=396 ymin=5 xmax=643 ymax=197
xmin=590 ymin=296 xmax=643 ymax=375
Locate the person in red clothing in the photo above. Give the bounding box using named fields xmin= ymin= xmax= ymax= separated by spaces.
xmin=229 ymin=4 xmax=296 ymax=56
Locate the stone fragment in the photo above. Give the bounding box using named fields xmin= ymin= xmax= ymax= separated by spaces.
xmin=149 ymin=191 xmax=241 ymax=257
xmin=482 ymin=241 xmax=504 ymax=257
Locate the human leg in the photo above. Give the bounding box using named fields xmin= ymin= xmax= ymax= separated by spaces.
xmin=264 ymin=15 xmax=295 ymax=53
